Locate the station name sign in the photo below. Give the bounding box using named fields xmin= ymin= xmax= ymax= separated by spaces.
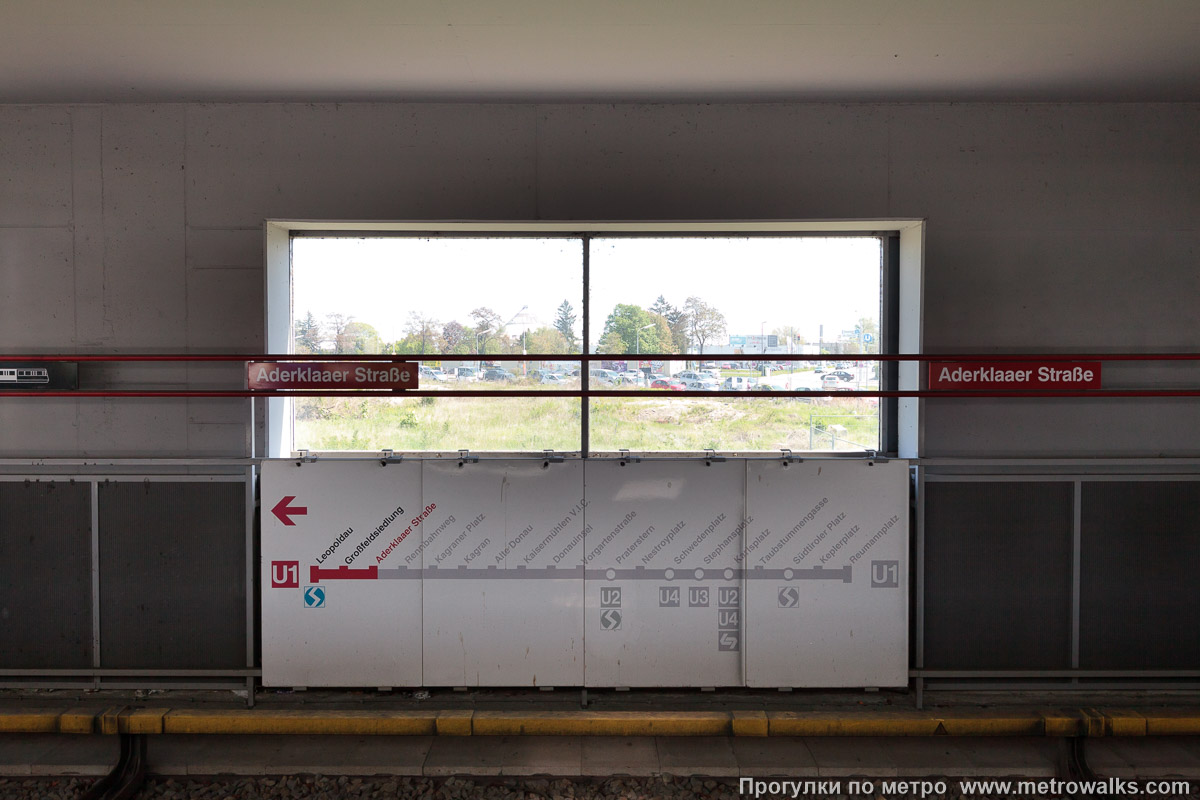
xmin=248 ymin=361 xmax=417 ymax=390
xmin=929 ymin=361 xmax=1102 ymax=390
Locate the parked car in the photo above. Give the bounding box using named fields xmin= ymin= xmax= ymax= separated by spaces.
xmin=756 ymin=382 xmax=788 ymax=392
xmin=618 ymin=370 xmax=643 ymax=384
xmin=589 ymin=368 xmax=619 ymax=386
xmin=821 ymin=374 xmax=852 ymax=390
xmin=683 ymin=378 xmax=720 ymax=391
xmin=722 ymin=376 xmax=758 ymax=391
xmin=540 ymin=373 xmax=569 ymax=385
xmin=453 ymin=367 xmax=479 ymax=381
xmin=651 ymin=377 xmax=687 ymax=391
xmin=482 ymin=368 xmax=515 ymax=381
xmin=676 ymin=370 xmax=703 ymax=381
xmin=828 ymin=370 xmax=854 ymax=381
xmin=419 ymin=366 xmax=447 ymax=382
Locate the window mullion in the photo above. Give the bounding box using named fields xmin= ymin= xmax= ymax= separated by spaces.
xmin=581 ymin=234 xmax=591 ymax=457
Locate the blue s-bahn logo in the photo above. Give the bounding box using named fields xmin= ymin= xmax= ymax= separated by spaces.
xmin=303 ymin=585 xmax=326 ymax=608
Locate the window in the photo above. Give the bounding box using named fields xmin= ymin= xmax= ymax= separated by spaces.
xmin=290 ymin=235 xmax=583 ymax=453
xmin=587 ymin=235 xmax=882 ymax=452
xmin=265 ymin=222 xmax=923 ymax=458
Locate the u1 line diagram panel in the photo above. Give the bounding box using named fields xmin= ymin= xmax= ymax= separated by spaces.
xmin=260 ymin=458 xmax=909 ymax=688
xmin=583 ymin=460 xmax=746 ymax=687
xmin=744 ymin=459 xmax=909 ymax=687
xmin=261 ymin=460 xmax=423 ymax=687
xmin=421 ymin=460 xmax=585 ymax=687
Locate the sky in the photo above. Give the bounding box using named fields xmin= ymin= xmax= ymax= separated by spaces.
xmin=291 ymin=236 xmax=882 ymax=351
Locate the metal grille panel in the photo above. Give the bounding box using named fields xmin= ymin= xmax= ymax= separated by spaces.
xmin=0 ymin=481 xmax=92 ymax=668
xmin=1080 ymin=481 xmax=1200 ymax=669
xmin=98 ymin=481 xmax=245 ymax=669
xmin=923 ymin=481 xmax=1073 ymax=669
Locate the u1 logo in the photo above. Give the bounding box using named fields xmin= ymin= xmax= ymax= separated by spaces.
xmin=271 ymin=560 xmax=299 ymax=588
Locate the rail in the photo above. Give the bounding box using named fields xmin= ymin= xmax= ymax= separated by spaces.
xmin=0 ymin=352 xmax=1198 ymax=398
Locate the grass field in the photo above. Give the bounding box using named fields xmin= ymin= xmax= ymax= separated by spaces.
xmin=294 ymin=395 xmax=879 ymax=453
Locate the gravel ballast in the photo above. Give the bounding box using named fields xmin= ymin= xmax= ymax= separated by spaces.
xmin=1 ymin=776 xmax=748 ymax=800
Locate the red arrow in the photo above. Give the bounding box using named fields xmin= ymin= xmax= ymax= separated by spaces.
xmin=271 ymin=496 xmax=307 ymax=526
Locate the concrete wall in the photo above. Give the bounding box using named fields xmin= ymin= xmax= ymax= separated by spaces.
xmin=1 ymin=103 xmax=1197 ymax=458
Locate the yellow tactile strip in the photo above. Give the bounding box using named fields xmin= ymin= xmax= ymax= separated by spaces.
xmin=1 ymin=707 xmax=1197 ymax=737
xmin=161 ymin=709 xmax=439 ymax=735
xmin=471 ymin=711 xmax=732 ymax=737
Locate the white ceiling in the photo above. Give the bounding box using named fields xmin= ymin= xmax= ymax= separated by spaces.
xmin=2 ymin=0 xmax=1199 ymax=103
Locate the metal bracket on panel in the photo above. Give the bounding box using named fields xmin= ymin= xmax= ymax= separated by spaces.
xmin=295 ymin=449 xmax=316 ymax=466
xmin=542 ymin=449 xmax=564 ymax=468
xmin=704 ymin=448 xmax=726 ymax=466
xmin=618 ymin=449 xmax=641 ymax=466
xmin=457 ymin=449 xmax=479 ymax=468
xmin=380 ymin=449 xmax=399 ymax=466
xmin=780 ymin=448 xmax=801 ymax=466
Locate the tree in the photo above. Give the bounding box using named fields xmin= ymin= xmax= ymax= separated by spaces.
xmin=404 ymin=312 xmax=441 ymax=355
xmin=294 ymin=311 xmax=323 ymax=353
xmin=469 ymin=307 xmax=503 ymax=354
xmin=649 ymin=295 xmax=673 ymax=318
xmin=525 ymin=326 xmax=569 ymax=355
xmin=598 ymin=330 xmax=627 ymax=355
xmin=683 ymin=296 xmax=727 ymax=355
xmin=841 ymin=316 xmax=880 ymax=355
xmin=771 ymin=325 xmax=807 ymax=355
xmin=553 ymin=300 xmax=579 ymax=353
xmin=325 ymin=313 xmax=355 ymax=353
xmin=441 ymin=321 xmax=471 ymax=354
xmin=599 ymin=304 xmax=664 ymax=355
xmin=771 ymin=325 xmax=799 ymax=343
xmin=341 ymin=321 xmax=381 ymax=354
xmin=389 ymin=334 xmax=423 ymax=355
xmin=651 ymin=295 xmax=689 ymax=354
xmin=650 ymin=314 xmax=676 ymax=354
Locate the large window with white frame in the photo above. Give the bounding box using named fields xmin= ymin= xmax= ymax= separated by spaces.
xmin=265 ymin=222 xmax=923 ymax=458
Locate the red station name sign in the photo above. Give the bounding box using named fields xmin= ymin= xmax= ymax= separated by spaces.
xmin=248 ymin=362 xmax=418 ymax=390
xmin=929 ymin=361 xmax=1102 ymax=391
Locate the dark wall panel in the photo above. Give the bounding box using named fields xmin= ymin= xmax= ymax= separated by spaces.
xmin=98 ymin=481 xmax=245 ymax=669
xmin=923 ymin=481 xmax=1073 ymax=669
xmin=1080 ymin=481 xmax=1200 ymax=669
xmin=0 ymin=481 xmax=92 ymax=668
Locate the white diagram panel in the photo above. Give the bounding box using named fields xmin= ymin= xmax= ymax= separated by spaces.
xmin=421 ymin=460 xmax=585 ymax=687
xmin=261 ymin=460 xmax=423 ymax=687
xmin=744 ymin=459 xmax=909 ymax=688
xmin=584 ymin=461 xmax=746 ymax=687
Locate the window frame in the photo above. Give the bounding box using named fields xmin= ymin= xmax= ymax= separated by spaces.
xmin=264 ymin=220 xmax=924 ymax=459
